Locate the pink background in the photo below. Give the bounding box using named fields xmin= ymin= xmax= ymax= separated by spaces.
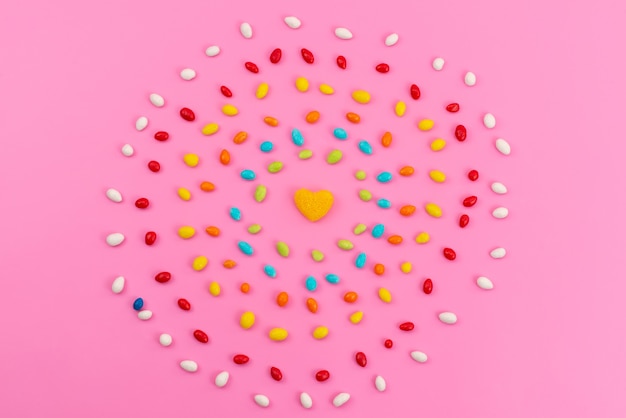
xmin=1 ymin=0 xmax=625 ymax=417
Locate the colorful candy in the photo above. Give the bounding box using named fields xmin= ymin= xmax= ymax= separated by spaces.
xmin=220 ymin=85 xmax=232 ymax=97
xmin=374 ymin=264 xmax=385 ymax=275
xmin=387 ymin=235 xmax=402 ymax=245
xmin=193 ymin=329 xmax=209 ymax=343
xmin=264 ymin=116 xmax=279 ymax=127
xmin=269 ymin=328 xmax=288 ymax=341
xmin=178 ymin=226 xmax=195 ymax=239
xmin=269 ymin=48 xmax=282 ymax=63
xmin=306 ymin=110 xmax=320 ymax=123
xmin=276 ymin=291 xmax=289 ymax=307
xmin=358 ymin=140 xmax=373 ymax=154
xmin=209 ymin=281 xmax=221 ymax=296
xmin=178 ymin=298 xmax=191 ymax=310
xmin=460 ymin=214 xmax=470 ymax=228
xmin=325 ymin=273 xmax=340 ymax=284
xmin=399 ymin=321 xmax=414 ymax=331
xmin=132 ymin=298 xmax=143 ymax=311
xmin=264 ymin=264 xmax=277 ymax=278
xmin=292 ymin=128 xmax=304 ymax=146
xmin=155 ymin=272 xmax=171 ymax=283
xmin=399 ymin=166 xmax=414 ymax=176
xmin=372 ymin=224 xmax=385 ymax=238
xmin=202 ymin=123 xmax=219 ymax=135
xmin=415 ymin=232 xmax=430 ymax=243
xmin=256 ymin=82 xmax=269 ymax=99
xmin=238 ymin=241 xmax=254 ymax=255
xmin=315 ymin=370 xmax=330 ymax=382
xmin=355 ymin=252 xmax=367 ymax=268
xmin=376 ymin=63 xmax=390 ymax=73
xmin=247 ymin=224 xmax=261 ymax=234
xmin=400 ymin=205 xmax=416 ymax=216
xmin=443 ymin=247 xmax=457 ymax=260
xmin=346 ymin=112 xmax=360 ymax=123
xmin=312 ymin=326 xmax=329 ymax=339
xmin=463 ymin=196 xmax=478 ymax=207
xmin=319 ymin=84 xmax=334 ymax=94
xmin=333 ymin=128 xmax=348 ymax=140
xmin=355 ymin=352 xmax=367 ymax=367
xmin=229 ymin=207 xmax=241 ymax=221
xmin=377 ymin=199 xmax=391 ymax=209
xmin=349 ymin=311 xmax=363 ymax=324
xmin=381 ymin=131 xmax=392 ymax=147
xmin=400 ymin=262 xmax=412 ymax=273
xmin=446 ymin=103 xmax=460 ymax=112
xmin=267 ymin=161 xmax=283 ymax=173
xmin=455 ymin=124 xmax=467 ymax=141
xmin=301 ymin=48 xmax=314 ymax=64
xmin=423 ymin=278 xmax=433 ymax=294
xmin=425 ymin=203 xmax=442 ymax=218
xmin=260 ymin=141 xmax=273 ymax=152
xmin=295 ymin=77 xmax=309 ymax=92
xmin=468 ymin=170 xmax=479 ymax=181
xmin=384 ymin=339 xmax=393 ymax=348
xmin=410 ymin=84 xmax=421 ymax=100
xmin=233 ymin=354 xmax=249 ymax=364
xmin=359 ymin=190 xmax=372 ymax=201
xmin=336 ymin=55 xmax=347 ymax=69
xmin=240 ymin=311 xmax=255 ymax=329
xmin=430 ymin=138 xmax=446 ymax=151
xmin=311 ymin=250 xmax=324 ymax=262
xmin=327 ymin=149 xmax=343 ymax=164
xmin=351 ymin=90 xmax=371 ymax=104
xmin=244 ymin=61 xmax=259 ymax=73
xmin=298 ymin=149 xmax=313 ymax=159
xmin=377 ymin=171 xmax=392 ymax=183
xmin=305 ymin=276 xmax=318 ymax=291
xmin=180 ymin=107 xmax=195 ymax=121
xmin=354 ymin=223 xmax=367 ymax=234
xmin=344 ymin=292 xmax=358 ymax=303
xmin=307 ymin=298 xmax=318 ymax=313
xmin=337 ymin=239 xmax=354 ymax=250
xmin=270 ymin=367 xmax=283 ymax=381
xmin=144 ymin=231 xmax=157 ymax=245
xmin=254 ymin=185 xmax=267 ymax=202
xmin=378 ymin=287 xmax=391 ymax=302
xmin=154 ymin=131 xmax=169 ymax=141
xmin=240 ymin=169 xmax=256 ymax=180
xmin=429 ymin=170 xmax=446 ymax=183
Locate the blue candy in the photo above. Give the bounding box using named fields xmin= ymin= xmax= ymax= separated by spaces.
xmin=230 ymin=207 xmax=242 ymax=221
xmin=132 ymin=298 xmax=143 ymax=311
xmin=333 ymin=128 xmax=348 ymax=140
xmin=264 ymin=264 xmax=277 ymax=278
xmin=238 ymin=241 xmax=254 ymax=255
xmin=355 ymin=252 xmax=367 ymax=269
xmin=377 ymin=171 xmax=393 ymax=183
xmin=305 ymin=276 xmax=318 ymax=291
xmin=240 ymin=169 xmax=256 ymax=180
xmin=358 ymin=140 xmax=373 ymax=155
xmin=372 ymin=223 xmax=385 ymax=238
xmin=325 ymin=273 xmax=340 ymax=284
xmin=260 ymin=141 xmax=274 ymax=152
xmin=291 ymin=128 xmax=304 ymax=146
xmin=377 ymin=198 xmax=392 ymax=209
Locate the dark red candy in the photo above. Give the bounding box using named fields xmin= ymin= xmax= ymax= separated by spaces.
xmin=180 ymin=107 xmax=195 ymax=121
xmin=135 ymin=198 xmax=149 ymax=209
xmin=384 ymin=339 xmax=393 ymax=348
xmin=459 ymin=214 xmax=470 ymax=228
xmin=455 ymin=125 xmax=467 ymax=142
xmin=244 ymin=62 xmax=259 ymax=73
xmin=355 ymin=352 xmax=367 ymax=367
xmin=446 ymin=103 xmax=460 ymax=112
xmin=468 ymin=170 xmax=479 ymax=181
xmin=148 ymin=160 xmax=160 ymax=172
xmin=193 ymin=329 xmax=209 ymax=343
xmin=154 ymin=131 xmax=169 ymax=141
xmin=220 ymin=85 xmax=233 ymax=97
xmin=270 ymin=367 xmax=282 ymax=381
xmin=463 ymin=196 xmax=478 ymax=207
xmin=144 ymin=231 xmax=157 ymax=245
xmin=155 ymin=272 xmax=171 ymax=283
xmin=233 ymin=354 xmax=249 ymax=364
xmin=315 ymin=370 xmax=330 ymax=382
xmin=399 ymin=322 xmax=415 ymax=331
xmin=410 ymin=84 xmax=421 ymax=100
xmin=443 ymin=248 xmax=457 ymax=261
xmin=376 ymin=63 xmax=390 ymax=73
xmin=336 ymin=55 xmax=347 ymax=69
xmin=301 ymin=48 xmax=314 ymax=64
xmin=269 ymin=48 xmax=282 ymax=63
xmin=177 ymin=298 xmax=191 ymax=310
xmin=423 ymin=278 xmax=433 ymax=294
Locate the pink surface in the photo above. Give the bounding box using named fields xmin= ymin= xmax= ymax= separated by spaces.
xmin=1 ymin=0 xmax=626 ymax=417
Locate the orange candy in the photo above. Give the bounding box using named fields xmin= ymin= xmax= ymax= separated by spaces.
xmin=223 ymin=259 xmax=236 ymax=269
xmin=233 ymin=131 xmax=248 ymax=144
xmin=277 ymin=291 xmax=289 ymax=307
xmin=264 ymin=116 xmax=279 ymax=127
xmin=399 ymin=205 xmax=416 ymax=216
xmin=305 ymin=110 xmax=320 ymax=123
xmin=346 ymin=112 xmax=361 ymax=123
xmin=219 ymin=149 xmax=230 ymax=165
xmin=388 ymin=235 xmax=403 ymax=245
xmin=344 ymin=292 xmax=358 ymax=303
xmin=205 ymin=226 xmax=220 ymax=237
xmin=374 ymin=264 xmax=385 ymax=275
xmin=306 ymin=298 xmax=318 ymax=313
xmin=200 ymin=181 xmax=215 ymax=192
xmin=240 ymin=283 xmax=250 ymax=293
xmin=399 ymin=166 xmax=414 ymax=176
xmin=381 ymin=131 xmax=392 ymax=147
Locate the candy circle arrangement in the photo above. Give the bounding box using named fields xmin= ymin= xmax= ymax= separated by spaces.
xmin=105 ymin=15 xmax=512 ymax=410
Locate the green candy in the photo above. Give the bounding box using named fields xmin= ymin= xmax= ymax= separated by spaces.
xmin=326 ymin=149 xmax=343 ymax=164
xmin=276 ymin=241 xmax=290 ymax=257
xmin=311 ymin=250 xmax=324 ymax=262
xmin=268 ymin=161 xmax=283 ymax=173
xmin=359 ymin=189 xmax=372 ymax=201
xmin=298 ymin=149 xmax=313 ymax=160
xmin=355 ymin=170 xmax=366 ymax=180
xmin=254 ymin=185 xmax=267 ymax=202
xmin=337 ymin=239 xmax=354 ymax=250
xmin=353 ymin=223 xmax=367 ymax=235
xmin=247 ymin=224 xmax=262 ymax=234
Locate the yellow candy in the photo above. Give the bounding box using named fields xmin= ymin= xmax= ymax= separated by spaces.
xmin=183 ymin=153 xmax=199 ymax=167
xmin=418 ymin=119 xmax=434 ymax=131
xmin=256 ymin=82 xmax=269 ymax=99
xmin=192 ymin=256 xmax=208 ymax=271
xmin=294 ymin=188 xmax=334 ymax=222
xmin=425 ymin=203 xmax=442 ymax=218
xmin=295 ymin=77 xmax=309 ymax=92
xmin=378 ymin=287 xmax=392 ymax=303
xmin=178 ymin=188 xmax=191 ymax=201
xmin=349 ymin=311 xmax=363 ymax=324
xmin=395 ymin=101 xmax=406 ymax=117
xmin=209 ymin=281 xmax=221 ymax=296
xmin=416 ymin=232 xmax=431 ymax=243
xmin=351 ymin=90 xmax=371 ymax=104
xmin=429 ymin=170 xmax=446 ymax=183
xmin=269 ymin=327 xmax=288 ymax=341
xmin=430 ymin=139 xmax=446 ymax=151
xmin=178 ymin=226 xmax=195 ymax=239
xmin=312 ymin=326 xmax=329 ymax=339
xmin=400 ymin=262 xmax=412 ymax=273
xmin=319 ymin=84 xmax=334 ymax=95
xmin=240 ymin=311 xmax=255 ymax=329
xmin=222 ymin=104 xmax=239 ymax=116
xmin=201 ymin=123 xmax=219 ymax=135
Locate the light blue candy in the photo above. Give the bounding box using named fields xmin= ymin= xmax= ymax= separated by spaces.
xmin=305 ymin=276 xmax=318 ymax=291
xmin=264 ymin=264 xmax=277 ymax=278
xmin=333 ymin=128 xmax=348 ymax=140
xmin=377 ymin=198 xmax=392 ymax=209
xmin=260 ymin=141 xmax=274 ymax=152
xmin=372 ymin=224 xmax=385 ymax=238
xmin=358 ymin=140 xmax=373 ymax=155
xmin=238 ymin=241 xmax=254 ymax=255
xmin=230 ymin=207 xmax=241 ymax=221
xmin=325 ymin=273 xmax=340 ymax=284
xmin=132 ymin=298 xmax=143 ymax=311
xmin=377 ymin=171 xmax=392 ymax=183
xmin=240 ymin=169 xmax=256 ymax=180
xmin=291 ymin=128 xmax=304 ymax=146
xmin=355 ymin=252 xmax=367 ymax=269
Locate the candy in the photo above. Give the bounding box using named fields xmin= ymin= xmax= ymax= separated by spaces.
xmin=245 ymin=62 xmax=259 ymax=73
xmin=223 ymin=260 xmax=236 ymax=269
xmin=149 ymin=93 xmax=164 ymax=107
xmin=177 ymin=188 xmax=191 ymax=201
xmin=230 ymin=207 xmax=242 ymax=221
xmin=300 ymin=393 xmax=313 ymax=409
xmin=277 ymin=292 xmax=289 ymax=307
xmin=220 ymin=85 xmax=233 ymax=97
xmin=455 ymin=124 xmax=467 ymax=141
xmin=106 ymin=233 xmax=124 ymax=247
xmin=319 ymin=84 xmax=334 ymax=94
xmin=372 ymin=224 xmax=385 ymax=238
xmin=431 ymin=138 xmax=446 ymax=151
xmin=306 ymin=110 xmax=320 ymax=123
xmin=215 ymin=371 xmax=229 ymax=388
xmin=425 ymin=203 xmax=442 ymax=218
xmin=239 ymin=22 xmax=252 ymax=38
xmin=418 ymin=119 xmax=434 ymax=131
xmin=138 ymin=310 xmax=152 ymax=320
xmin=483 ymin=113 xmax=496 ymax=129
xmin=337 ymin=55 xmax=347 ymax=69
xmin=178 ymin=226 xmax=195 ymax=239
xmin=298 ymin=149 xmax=313 ymax=159
xmin=260 ymin=141 xmax=273 ymax=152
xmin=468 ymin=170 xmax=479 ymax=181
xmin=269 ymin=48 xmax=282 ymax=64
xmin=346 ymin=112 xmax=360 ymax=123
xmin=292 ymin=128 xmax=304 ymax=146
xmin=254 ymin=395 xmax=270 ymax=408
xmin=358 ymin=140 xmax=373 ymax=155
xmin=378 ymin=287 xmax=392 ymax=303
xmin=316 ymin=370 xmax=330 ymax=381
xmin=349 ymin=311 xmax=363 ymax=324
xmin=267 ymin=161 xmax=283 ymax=173
xmin=334 ymin=27 xmax=353 ymax=39
xmin=209 ymin=281 xmax=221 ymax=296
xmin=491 ymin=182 xmax=508 ymax=194
xmin=376 ymin=63 xmax=390 ymax=73
xmin=400 ymin=262 xmax=412 ymax=273
xmin=294 ymin=189 xmax=334 ymax=222
xmin=374 ymin=264 xmax=385 ymax=275
xmin=400 ymin=205 xmax=416 ymax=216
xmin=355 ymin=352 xmax=367 ymax=367
xmin=247 ymin=224 xmax=262 ymax=234
xmin=132 ymin=298 xmax=143 ymax=311
xmin=269 ymin=328 xmax=288 ymax=341
xmin=301 ymin=48 xmax=314 ymax=64
xmin=313 ymin=326 xmax=329 ymax=339
xmin=376 ymin=171 xmax=392 ymax=183
xmin=410 ymin=85 xmax=421 ymax=101
xmin=305 ymin=276 xmax=318 ymax=291
xmin=222 ymin=104 xmax=238 ymax=117
xmin=233 ymin=354 xmax=249 ymax=364
xmin=490 ymin=247 xmax=507 ymax=259
xmin=254 ymin=185 xmax=267 ymax=202
xmin=399 ymin=321 xmax=414 ymax=331
xmin=270 ymin=367 xmax=283 ymax=381
xmin=423 ymin=278 xmax=433 ymax=294
xmin=111 ymin=276 xmax=125 ymax=294
xmin=359 ymin=190 xmax=372 ymax=201
xmin=205 ymin=226 xmax=220 ymax=237
xmin=307 ymin=298 xmax=318 ymax=313
xmin=284 ymin=16 xmax=301 ymax=29
xmin=344 ymin=292 xmax=358 ymax=303
xmin=385 ymin=339 xmax=393 ymax=348
xmin=145 ymin=231 xmax=157 ymax=245
xmin=295 ymin=77 xmax=309 ymax=92
xmin=355 ymin=252 xmax=367 ymax=268
xmin=180 ymin=68 xmax=196 ymax=80
xmin=177 ymin=298 xmax=191 ymax=310
xmin=493 ymin=207 xmax=509 ymax=219
xmin=387 ymin=235 xmax=402 ymax=245
xmin=311 ymin=250 xmax=324 ymax=262
xmin=325 ymin=274 xmax=340 ymax=284
xmin=205 ymin=45 xmax=220 ymax=57
xmin=429 ymin=170 xmax=446 ymax=183
xmin=398 ymin=166 xmax=415 ymax=177
xmin=256 ymin=82 xmax=269 ymax=99
xmin=231 ymin=131 xmax=248 ymax=145
xmin=264 ymin=116 xmax=279 ymax=127
xmin=439 ymin=312 xmax=458 ymax=325
xmin=394 ymin=101 xmax=407 ymax=117
xmin=240 ymin=311 xmax=255 ymax=329
xmin=106 ymin=188 xmax=122 ymax=203
xmin=446 ymin=103 xmax=460 ymax=112
xmin=443 ymin=248 xmax=457 ymax=260
xmin=385 ymin=33 xmax=399 ymax=46
xmin=159 ymin=334 xmax=172 ymax=347
xmin=333 ymin=128 xmax=348 ymax=140
xmin=274 ymin=241 xmax=289 ymax=257
xmin=327 ymin=149 xmax=343 ymax=164
xmin=182 ymin=154 xmax=199 ymax=167
xmin=135 ymin=116 xmax=148 ymax=131
xmin=463 ymin=196 xmax=477 ymax=207
xmin=377 ymin=198 xmax=391 ymax=209
xmin=155 ymin=272 xmax=171 ymax=283
xmin=337 ymin=239 xmax=354 ymax=250
xmin=219 ymin=149 xmax=231 ymax=165
xmin=180 ymin=360 xmax=198 ymax=373
xmin=201 ymin=123 xmax=219 ymax=135
xmin=432 ymin=57 xmax=445 ymax=70
xmin=375 ymin=376 xmax=387 ymax=392
xmin=354 ymin=223 xmax=367 ymax=234
xmin=459 ymin=214 xmax=469 ymax=228
xmin=351 ymin=90 xmax=371 ymax=104
xmin=415 ymin=232 xmax=430 ymax=243
xmin=355 ymin=170 xmax=366 ymax=180
xmin=264 ymin=265 xmax=277 ymax=278
xmin=238 ymin=241 xmax=254 ymax=255
xmin=496 ymin=138 xmax=511 ymax=155
xmin=154 ymin=131 xmax=169 ymax=141
xmin=465 ymin=71 xmax=477 ymax=86
xmin=180 ymin=107 xmax=195 ymax=121
xmin=410 ymin=351 xmax=428 ymax=363
xmin=194 ymin=329 xmax=209 ymax=343
xmin=121 ymin=144 xmax=134 ymax=157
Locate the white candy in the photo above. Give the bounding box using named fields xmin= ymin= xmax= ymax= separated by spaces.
xmin=410 ymin=351 xmax=428 ymax=363
xmin=496 ymin=138 xmax=511 ymax=155
xmin=111 ymin=276 xmax=125 ymax=294
xmin=106 ymin=233 xmax=125 ymax=247
xmin=105 ymin=188 xmax=122 ymax=203
xmin=375 ymin=375 xmax=387 ymax=392
xmin=215 ymin=371 xmax=229 ymax=388
xmin=149 ymin=93 xmax=164 ymax=108
xmin=205 ymin=45 xmax=220 ymax=57
xmin=335 ymin=27 xmax=353 ymax=40
xmin=491 ymin=182 xmax=508 ymax=194
xmin=483 ymin=113 xmax=496 ymax=129
xmin=284 ymin=16 xmax=301 ymax=29
xmin=180 ymin=68 xmax=196 ymax=81
xmin=138 ymin=310 xmax=152 ymax=320
xmin=492 ymin=207 xmax=509 ymax=219
xmin=254 ymin=394 xmax=270 ymax=408
xmin=464 ymin=71 xmax=476 ymax=86
xmin=180 ymin=360 xmax=198 ymax=373
xmin=159 ymin=334 xmax=172 ymax=346
xmin=477 ymin=276 xmax=494 ymax=290
xmin=135 ymin=116 xmax=148 ymax=131
xmin=438 ymin=312 xmax=457 ymax=325
xmin=432 ymin=57 xmax=445 ymax=70
xmin=240 ymin=22 xmax=253 ymax=39
xmin=121 ymin=144 xmax=134 ymax=157
xmin=490 ymin=247 xmax=507 ymax=259
xmin=300 ymin=392 xmax=313 ymax=409
xmin=333 ymin=392 xmax=350 ymax=407
xmin=385 ymin=33 xmax=399 ymax=46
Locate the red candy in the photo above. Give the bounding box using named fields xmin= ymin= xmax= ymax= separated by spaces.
xmin=270 ymin=367 xmax=283 ymax=381
xmin=269 ymin=48 xmax=282 ymax=63
xmin=315 ymin=370 xmax=330 ymax=382
xmin=244 ymin=62 xmax=259 ymax=73
xmin=384 ymin=339 xmax=393 ymax=349
xmin=468 ymin=170 xmax=479 ymax=181
xmin=148 ymin=161 xmax=160 ymax=172
xmin=423 ymin=278 xmax=433 ymax=294
xmin=355 ymin=352 xmax=367 ymax=367
xmin=233 ymin=354 xmax=249 ymax=365
xmin=179 ymin=107 xmax=195 ymax=121
xmin=135 ymin=198 xmax=149 ymax=209
xmin=463 ymin=196 xmax=478 ymax=207
xmin=446 ymin=103 xmax=460 ymax=112
xmin=220 ymin=85 xmax=233 ymax=97
xmin=154 ymin=131 xmax=169 ymax=141
xmin=336 ymin=55 xmax=347 ymax=69
xmin=459 ymin=214 xmax=470 ymax=228
xmin=144 ymin=231 xmax=157 ymax=246
xmin=301 ymin=48 xmax=314 ymax=64
xmin=399 ymin=322 xmax=415 ymax=331
xmin=410 ymin=84 xmax=421 ymax=100
xmin=193 ymin=329 xmax=209 ymax=343
xmin=177 ymin=298 xmax=191 ymax=310
xmin=455 ymin=125 xmax=467 ymax=142
xmin=376 ymin=63 xmax=390 ymax=73
xmin=443 ymin=248 xmax=457 ymax=261
xmin=154 ymin=272 xmax=171 ymax=283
